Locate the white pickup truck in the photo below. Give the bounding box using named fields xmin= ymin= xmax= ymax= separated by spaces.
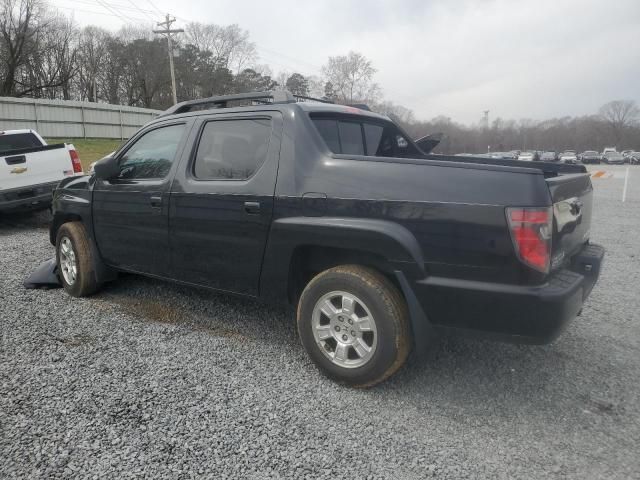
xmin=0 ymin=129 xmax=83 ymax=213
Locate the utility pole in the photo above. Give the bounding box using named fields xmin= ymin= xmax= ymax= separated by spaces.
xmin=153 ymin=14 xmax=184 ymax=105
xmin=483 ymin=110 xmax=490 ymax=129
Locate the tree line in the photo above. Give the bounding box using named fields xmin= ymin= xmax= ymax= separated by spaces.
xmin=402 ymin=100 xmax=640 ymax=154
xmin=1 ymin=0 xmax=638 ymax=153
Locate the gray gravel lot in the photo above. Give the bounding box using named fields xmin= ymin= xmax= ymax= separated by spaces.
xmin=1 ymin=165 xmax=639 ymax=479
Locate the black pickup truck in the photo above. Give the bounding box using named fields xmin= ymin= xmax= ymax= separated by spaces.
xmin=48 ymin=91 xmax=604 ymax=387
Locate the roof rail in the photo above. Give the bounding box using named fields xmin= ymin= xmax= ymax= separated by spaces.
xmin=160 ymin=90 xmax=335 ymax=116
xmin=293 ymin=95 xmax=334 ymax=105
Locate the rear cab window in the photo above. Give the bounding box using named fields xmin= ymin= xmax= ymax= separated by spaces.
xmin=310 ymin=114 xmax=420 ymax=158
xmin=0 ymin=133 xmax=43 ymax=154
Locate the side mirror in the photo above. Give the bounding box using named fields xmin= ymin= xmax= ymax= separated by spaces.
xmin=93 ymin=154 xmax=120 ymax=180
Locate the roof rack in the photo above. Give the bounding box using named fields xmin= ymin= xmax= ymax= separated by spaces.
xmin=160 ymin=90 xmax=335 ymax=116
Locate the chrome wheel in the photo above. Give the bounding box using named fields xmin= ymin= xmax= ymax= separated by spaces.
xmin=311 ymin=291 xmax=378 ymax=369
xmin=59 ymin=236 xmax=77 ymax=286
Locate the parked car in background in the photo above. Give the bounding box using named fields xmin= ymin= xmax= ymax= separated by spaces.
xmin=602 ymin=152 xmax=625 ymax=165
xmin=47 ymin=90 xmax=604 ymax=387
xmin=486 ymin=151 xmax=518 ymax=159
xmin=627 ymin=152 xmax=640 ymax=165
xmin=579 ymin=151 xmax=600 ymax=164
xmin=621 ymin=150 xmax=632 ymax=158
xmin=601 ymin=147 xmax=617 ymax=158
xmin=518 ymin=151 xmax=539 ymax=161
xmin=540 ymin=151 xmax=558 ymax=162
xmin=0 ymin=129 xmax=83 ymax=212
xmin=559 ymin=152 xmax=579 ymax=164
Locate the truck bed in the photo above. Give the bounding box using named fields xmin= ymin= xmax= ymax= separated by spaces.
xmin=426 ymin=154 xmax=587 ymax=177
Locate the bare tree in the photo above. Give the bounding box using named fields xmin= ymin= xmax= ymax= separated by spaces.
xmin=77 ymin=26 xmax=110 ymax=101
xmin=322 ymin=51 xmax=381 ymax=104
xmin=372 ymin=100 xmax=415 ymax=126
xmin=599 ymin=100 xmax=640 ymax=145
xmin=306 ymin=75 xmax=325 ymax=98
xmin=184 ymin=22 xmax=257 ymax=73
xmin=23 ymin=13 xmax=78 ymax=99
xmin=0 ymin=0 xmax=48 ymax=96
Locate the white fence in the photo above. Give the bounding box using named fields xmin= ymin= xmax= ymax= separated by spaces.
xmin=0 ymin=97 xmax=161 ymax=139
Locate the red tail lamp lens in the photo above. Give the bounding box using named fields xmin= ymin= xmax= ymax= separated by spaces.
xmin=507 ymin=207 xmax=552 ymax=273
xmin=69 ymin=149 xmax=83 ymax=173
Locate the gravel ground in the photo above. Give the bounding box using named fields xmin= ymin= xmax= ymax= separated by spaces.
xmin=1 ymin=166 xmax=639 ymax=479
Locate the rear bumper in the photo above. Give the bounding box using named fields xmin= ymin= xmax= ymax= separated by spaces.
xmin=410 ymin=243 xmax=604 ymax=344
xmin=0 ymin=181 xmax=58 ymax=212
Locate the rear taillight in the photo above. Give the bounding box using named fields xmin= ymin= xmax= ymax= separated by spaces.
xmin=506 ymin=207 xmax=552 ymax=273
xmin=69 ymin=149 xmax=83 ymax=173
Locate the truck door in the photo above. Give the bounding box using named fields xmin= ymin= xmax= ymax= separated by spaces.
xmin=169 ymin=112 xmax=282 ymax=295
xmin=92 ymin=121 xmax=190 ymax=276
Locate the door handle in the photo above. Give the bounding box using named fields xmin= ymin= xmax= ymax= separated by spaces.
xmin=244 ymin=201 xmax=261 ymax=215
xmin=150 ymin=195 xmax=163 ymax=208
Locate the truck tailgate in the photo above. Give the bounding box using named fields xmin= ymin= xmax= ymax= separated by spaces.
xmin=546 ymin=173 xmax=593 ymax=270
xmin=1 ymin=145 xmax=73 ymax=191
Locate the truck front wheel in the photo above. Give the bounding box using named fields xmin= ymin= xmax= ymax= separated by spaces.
xmin=297 ymin=265 xmax=411 ymax=387
xmin=55 ymin=222 xmax=100 ymax=297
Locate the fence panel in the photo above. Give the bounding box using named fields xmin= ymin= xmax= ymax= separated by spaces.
xmin=0 ymin=97 xmax=161 ymax=139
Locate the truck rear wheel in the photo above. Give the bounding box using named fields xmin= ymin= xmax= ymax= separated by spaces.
xmin=55 ymin=222 xmax=100 ymax=297
xmin=297 ymin=265 xmax=411 ymax=387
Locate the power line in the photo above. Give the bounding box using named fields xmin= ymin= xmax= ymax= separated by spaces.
xmin=92 ymin=0 xmax=158 ymax=24
xmin=94 ymin=0 xmax=132 ymax=24
xmin=145 ymin=0 xmax=164 ymax=15
xmin=55 ymin=4 xmax=146 ymax=21
xmin=102 ymin=0 xmax=155 ymax=13
xmin=257 ymin=46 xmax=322 ymax=73
xmin=126 ymin=0 xmax=156 ymax=21
xmin=68 ymin=0 xmax=156 ymax=15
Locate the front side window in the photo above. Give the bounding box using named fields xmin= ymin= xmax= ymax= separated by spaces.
xmin=118 ymin=124 xmax=185 ymax=180
xmin=193 ymin=118 xmax=272 ymax=180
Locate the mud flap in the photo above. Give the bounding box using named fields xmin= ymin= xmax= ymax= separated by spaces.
xmin=394 ymin=270 xmax=435 ymax=358
xmin=24 ymin=257 xmax=62 ymax=289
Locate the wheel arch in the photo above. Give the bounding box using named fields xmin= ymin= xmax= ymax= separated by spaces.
xmin=260 ymin=216 xmax=426 ymax=305
xmin=50 ymin=212 xmax=83 ymax=245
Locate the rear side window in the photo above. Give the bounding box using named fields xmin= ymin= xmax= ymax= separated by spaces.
xmin=311 ymin=115 xmax=419 ymax=158
xmin=194 ymin=118 xmax=271 ymax=180
xmin=0 ymin=133 xmax=42 ymax=154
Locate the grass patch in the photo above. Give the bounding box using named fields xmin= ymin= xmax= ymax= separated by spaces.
xmin=45 ymin=138 xmax=123 ymax=171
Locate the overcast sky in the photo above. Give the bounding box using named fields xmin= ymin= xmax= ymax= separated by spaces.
xmin=53 ymin=0 xmax=640 ymax=124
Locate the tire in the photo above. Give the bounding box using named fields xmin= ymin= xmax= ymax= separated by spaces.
xmin=297 ymin=265 xmax=411 ymax=387
xmin=55 ymin=222 xmax=100 ymax=297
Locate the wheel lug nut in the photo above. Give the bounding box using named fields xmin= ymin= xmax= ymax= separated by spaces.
xmin=342 ymin=334 xmax=348 ymax=341
xmin=338 ymin=316 xmax=343 ymax=321
xmin=348 ymin=319 xmax=353 ymax=325
xmin=335 ymin=326 xmax=340 ymax=332
xmin=351 ymin=331 xmax=356 ymax=336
